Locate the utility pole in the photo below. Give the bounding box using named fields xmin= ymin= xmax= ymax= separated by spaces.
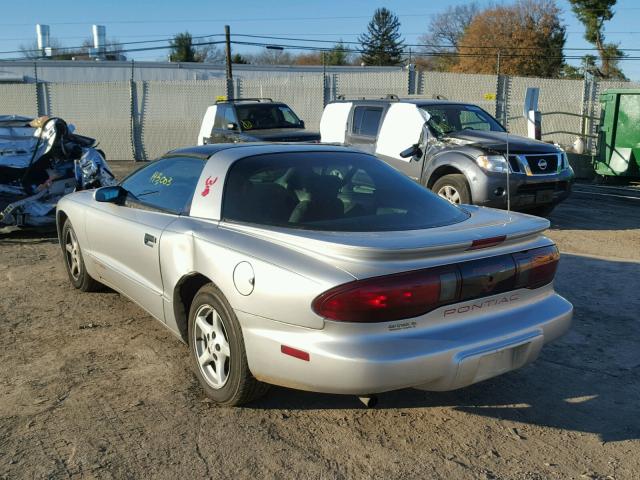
xmin=225 ymin=25 xmax=233 ymax=99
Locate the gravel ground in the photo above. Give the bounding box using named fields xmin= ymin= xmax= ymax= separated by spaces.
xmin=1 ymin=164 xmax=639 ymax=479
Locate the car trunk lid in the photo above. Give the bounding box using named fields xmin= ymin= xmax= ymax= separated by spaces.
xmin=222 ymin=206 xmax=549 ymax=272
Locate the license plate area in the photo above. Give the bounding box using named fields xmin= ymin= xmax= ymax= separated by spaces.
xmin=453 ymin=333 xmax=544 ymax=387
xmin=473 ymin=344 xmax=528 ymax=383
xmin=536 ymin=190 xmax=554 ymax=203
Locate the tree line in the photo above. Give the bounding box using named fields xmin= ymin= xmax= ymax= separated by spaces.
xmin=21 ymin=0 xmax=627 ymax=80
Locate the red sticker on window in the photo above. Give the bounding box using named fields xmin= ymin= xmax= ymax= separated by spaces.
xmin=201 ymin=176 xmax=218 ymax=197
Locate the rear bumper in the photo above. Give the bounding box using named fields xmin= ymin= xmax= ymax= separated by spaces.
xmin=239 ymin=288 xmax=573 ymax=395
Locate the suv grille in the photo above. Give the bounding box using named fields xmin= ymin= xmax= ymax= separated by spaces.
xmin=524 ymin=154 xmax=559 ymax=174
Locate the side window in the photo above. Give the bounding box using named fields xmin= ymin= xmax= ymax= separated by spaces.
xmin=352 ymin=107 xmax=383 ymax=137
xmin=223 ymin=106 xmax=238 ymax=129
xmin=120 ymin=157 xmax=205 ymax=214
xmin=213 ymin=105 xmax=227 ymax=129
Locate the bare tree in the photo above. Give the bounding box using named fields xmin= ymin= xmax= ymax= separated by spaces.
xmin=194 ymin=42 xmax=225 ymax=64
xmin=418 ymin=3 xmax=480 ymax=70
xmin=247 ymin=49 xmax=295 ymax=65
xmin=19 ymin=38 xmax=63 ymax=59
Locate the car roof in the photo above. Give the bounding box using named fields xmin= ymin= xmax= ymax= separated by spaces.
xmin=329 ymin=98 xmax=475 ymax=107
xmin=167 ymin=142 xmax=365 ymax=160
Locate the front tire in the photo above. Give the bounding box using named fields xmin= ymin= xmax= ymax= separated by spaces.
xmin=187 ymin=283 xmax=269 ymax=406
xmin=61 ymin=219 xmax=102 ymax=292
xmin=432 ymin=174 xmax=471 ymax=205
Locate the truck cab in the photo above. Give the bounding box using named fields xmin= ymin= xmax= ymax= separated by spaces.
xmin=198 ymin=98 xmax=320 ymax=146
xmin=320 ymin=97 xmax=574 ymax=215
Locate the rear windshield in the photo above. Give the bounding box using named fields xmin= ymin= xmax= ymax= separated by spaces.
xmin=235 ymin=104 xmax=301 ymax=130
xmin=222 ymin=152 xmax=469 ymax=232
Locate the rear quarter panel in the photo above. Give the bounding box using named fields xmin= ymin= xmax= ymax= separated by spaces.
xmin=160 ymin=217 xmax=356 ymax=335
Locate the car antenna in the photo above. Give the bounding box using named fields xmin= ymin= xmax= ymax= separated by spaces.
xmin=506 ymin=129 xmax=511 ymax=215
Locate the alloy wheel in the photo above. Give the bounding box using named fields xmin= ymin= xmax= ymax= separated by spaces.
xmin=437 ymin=185 xmax=461 ymax=204
xmin=64 ymin=228 xmax=81 ymax=281
xmin=193 ymin=304 xmax=231 ymax=389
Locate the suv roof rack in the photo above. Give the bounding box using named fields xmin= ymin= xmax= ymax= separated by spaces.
xmin=334 ymin=94 xmax=400 ymax=102
xmin=216 ymin=98 xmax=274 ymax=104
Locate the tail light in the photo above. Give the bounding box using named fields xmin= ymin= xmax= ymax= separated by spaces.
xmin=312 ymin=245 xmax=559 ymax=323
xmin=513 ymin=245 xmax=560 ymax=289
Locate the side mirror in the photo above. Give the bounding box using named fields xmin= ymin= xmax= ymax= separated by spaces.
xmin=94 ymin=185 xmax=125 ymax=203
xmin=226 ymin=122 xmax=238 ymax=131
xmin=299 ymin=120 xmax=305 ymax=128
xmin=400 ymin=144 xmax=422 ymax=160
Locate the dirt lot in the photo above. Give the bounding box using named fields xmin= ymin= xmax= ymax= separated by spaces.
xmin=1 ymin=165 xmax=639 ymax=480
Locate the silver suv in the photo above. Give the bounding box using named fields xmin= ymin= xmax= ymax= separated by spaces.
xmin=320 ymin=97 xmax=574 ymax=216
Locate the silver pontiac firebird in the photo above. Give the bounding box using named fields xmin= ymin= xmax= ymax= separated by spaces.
xmin=56 ymin=144 xmax=573 ymax=406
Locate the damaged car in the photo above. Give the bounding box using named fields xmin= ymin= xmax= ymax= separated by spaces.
xmin=0 ymin=115 xmax=116 ymax=229
xmin=57 ymin=143 xmax=573 ymax=406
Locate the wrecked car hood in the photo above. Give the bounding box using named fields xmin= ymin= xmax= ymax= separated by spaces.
xmin=0 ymin=116 xmax=116 ymax=229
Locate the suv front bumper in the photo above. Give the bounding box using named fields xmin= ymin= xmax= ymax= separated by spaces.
xmin=471 ymin=169 xmax=574 ymax=210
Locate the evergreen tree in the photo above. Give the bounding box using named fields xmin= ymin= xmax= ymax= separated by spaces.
xmin=569 ymin=0 xmax=626 ymax=79
xmin=359 ymin=8 xmax=405 ymax=66
xmin=326 ymin=42 xmax=350 ymax=66
xmin=169 ymin=32 xmax=196 ymax=62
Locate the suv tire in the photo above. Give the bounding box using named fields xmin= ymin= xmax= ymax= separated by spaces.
xmin=432 ymin=174 xmax=471 ymax=205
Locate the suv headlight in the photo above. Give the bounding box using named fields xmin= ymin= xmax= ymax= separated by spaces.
xmin=476 ymin=155 xmax=510 ymax=173
xmin=560 ymin=151 xmax=569 ymax=170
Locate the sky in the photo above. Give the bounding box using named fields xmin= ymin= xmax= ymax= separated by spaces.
xmin=0 ymin=0 xmax=639 ymax=80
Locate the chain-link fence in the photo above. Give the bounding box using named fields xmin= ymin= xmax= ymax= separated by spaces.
xmin=0 ymin=69 xmax=638 ymax=161
xmin=138 ymin=80 xmax=226 ymax=160
xmin=46 ymin=82 xmax=134 ymax=160
xmin=416 ymin=71 xmax=498 ymax=115
xmin=0 ymin=83 xmax=39 ymax=117
xmin=238 ymin=74 xmax=325 ymax=133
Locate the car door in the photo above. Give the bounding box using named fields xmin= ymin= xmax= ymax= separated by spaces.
xmin=374 ymin=103 xmax=426 ymax=181
xmin=85 ymin=156 xmax=205 ymax=321
xmin=345 ymin=105 xmax=384 ymax=154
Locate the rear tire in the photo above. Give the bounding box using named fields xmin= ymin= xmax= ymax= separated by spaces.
xmin=188 ymin=283 xmax=269 ymax=406
xmin=61 ymin=219 xmax=102 ymax=292
xmin=432 ymin=174 xmax=471 ymax=205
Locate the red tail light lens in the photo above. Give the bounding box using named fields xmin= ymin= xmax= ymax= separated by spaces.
xmin=313 ymin=244 xmax=560 ymax=323
xmin=513 ymin=245 xmax=560 ymax=289
xmin=312 ymin=266 xmax=459 ymax=322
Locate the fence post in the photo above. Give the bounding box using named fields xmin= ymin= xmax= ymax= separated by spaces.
xmin=407 ymin=64 xmax=416 ymax=95
xmin=495 ymin=74 xmax=510 ymax=128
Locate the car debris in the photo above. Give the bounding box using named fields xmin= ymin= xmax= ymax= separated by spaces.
xmin=0 ymin=115 xmax=116 ymax=229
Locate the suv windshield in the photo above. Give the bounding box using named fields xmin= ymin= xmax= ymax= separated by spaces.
xmin=222 ymin=152 xmax=469 ymax=232
xmin=235 ymin=104 xmax=302 ymax=130
xmin=420 ymin=104 xmax=505 ymax=137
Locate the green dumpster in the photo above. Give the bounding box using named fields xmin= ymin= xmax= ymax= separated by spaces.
xmin=596 ymin=89 xmax=640 ymax=178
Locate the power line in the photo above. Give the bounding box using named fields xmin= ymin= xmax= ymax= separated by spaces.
xmin=233 ymin=33 xmax=640 ymax=52
xmin=0 ymin=6 xmax=639 ymax=27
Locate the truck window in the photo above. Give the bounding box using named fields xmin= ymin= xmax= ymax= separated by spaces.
xmin=213 ymin=105 xmax=228 ymax=129
xmin=352 ymin=107 xmax=383 ymax=137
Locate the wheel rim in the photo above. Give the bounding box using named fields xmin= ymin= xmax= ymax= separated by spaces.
xmin=437 ymin=185 xmax=461 ymax=204
xmin=193 ymin=304 xmax=231 ymax=389
xmin=64 ymin=228 xmax=82 ymax=281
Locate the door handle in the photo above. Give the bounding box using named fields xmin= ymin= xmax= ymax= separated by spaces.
xmin=144 ymin=233 xmax=156 ymax=247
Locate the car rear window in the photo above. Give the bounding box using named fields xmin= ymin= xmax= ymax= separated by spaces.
xmin=222 ymin=152 xmax=469 ymax=232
